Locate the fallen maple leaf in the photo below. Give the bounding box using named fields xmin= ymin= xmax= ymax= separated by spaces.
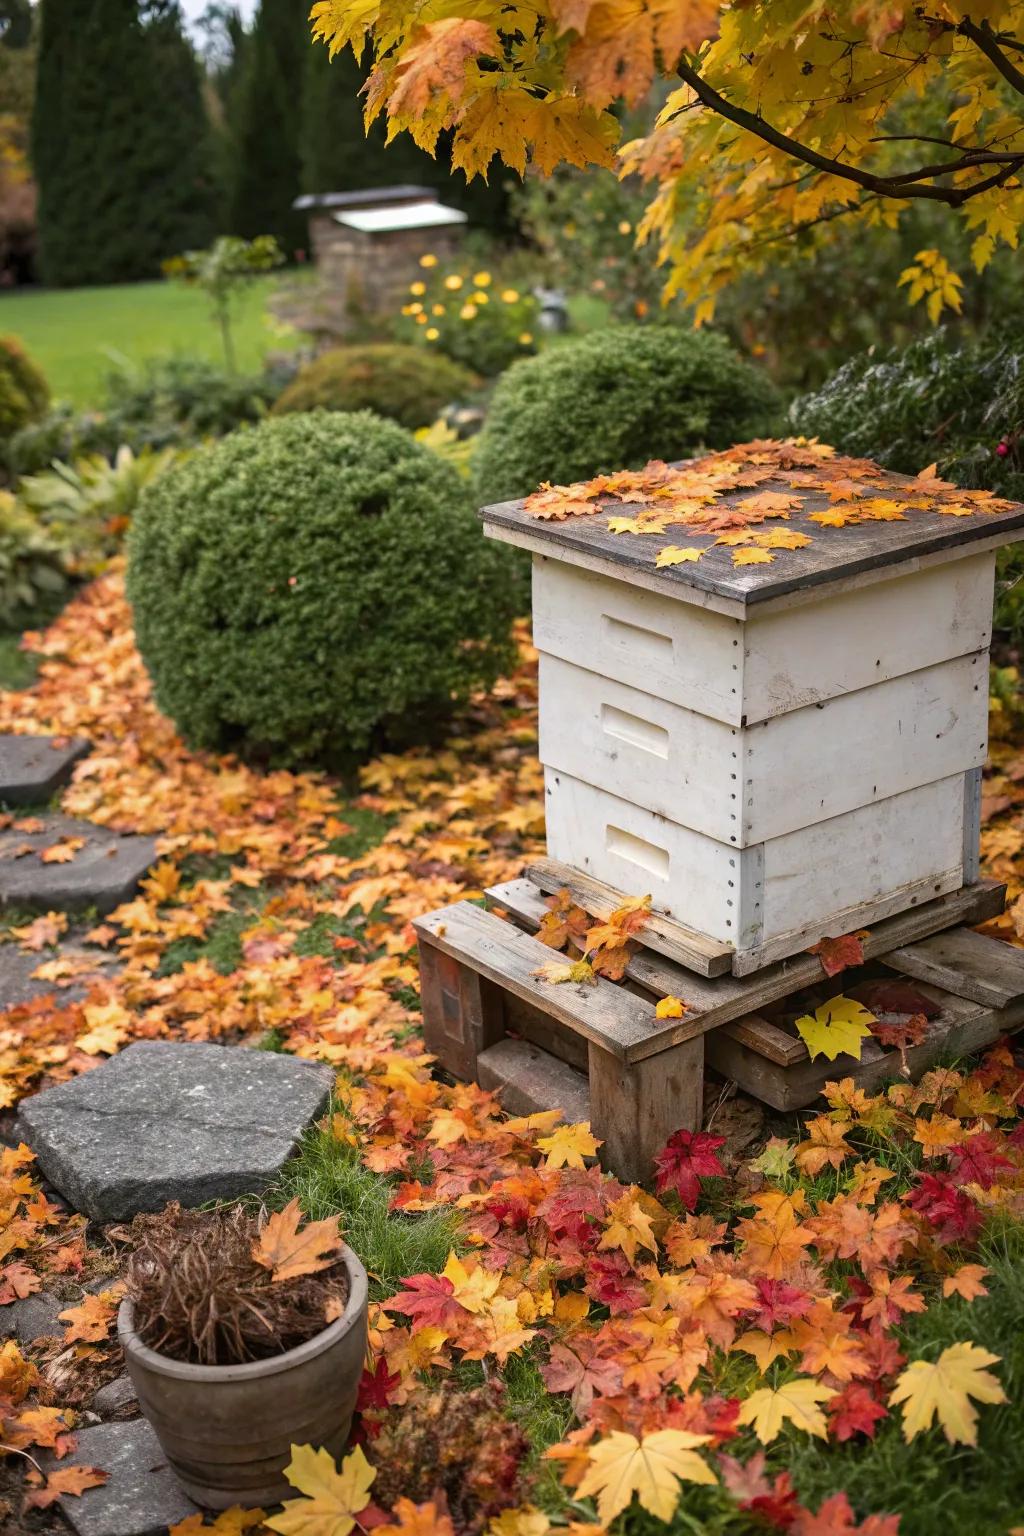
xmin=942 ymin=1264 xmax=990 ymax=1301
xmin=655 ymin=545 xmax=704 ymax=567
xmin=253 ymin=1198 xmax=343 ymax=1282
xmin=808 ymin=932 xmax=866 ymax=977
xmin=653 ymin=1128 xmax=726 ymax=1210
xmin=736 ymin=1378 xmax=836 ymax=1443
xmin=23 ymin=1464 xmax=108 ymax=1509
xmin=795 ymin=997 xmax=876 ymax=1062
xmin=265 ymin=1443 xmax=376 ymax=1536
xmin=732 ymin=547 xmax=774 ymax=565
xmin=888 ymin=1342 xmax=1006 ymax=1444
xmin=574 ymin=1428 xmax=716 ymax=1523
xmin=792 ymin=1491 xmax=900 ymax=1534
xmin=39 ymin=838 xmax=85 ymax=865
xmin=59 ymin=1290 xmax=120 ymax=1344
xmin=655 ymin=994 xmax=687 ymax=1018
xmin=532 ymin=958 xmax=596 ymax=986
xmin=377 ymin=1497 xmax=458 ymax=1536
xmin=537 ymin=1122 xmax=601 ymax=1170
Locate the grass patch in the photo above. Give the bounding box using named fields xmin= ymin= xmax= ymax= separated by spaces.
xmin=0 ymin=276 xmax=303 ymax=406
xmin=271 ymin=1125 xmax=464 ymax=1303
xmin=0 ymin=633 xmax=39 ymax=693
xmin=502 ymin=1351 xmax=576 ymax=1513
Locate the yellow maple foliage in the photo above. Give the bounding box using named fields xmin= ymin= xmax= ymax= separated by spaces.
xmin=888 ymin=1342 xmax=1007 ymax=1445
xmin=795 ymin=997 xmax=876 ymax=1063
xmin=573 ymin=1428 xmax=716 ymax=1523
xmin=735 ymin=1378 xmax=837 ymax=1443
xmin=265 ymin=1443 xmax=376 ymax=1536
xmin=253 ymin=1198 xmax=344 ymax=1283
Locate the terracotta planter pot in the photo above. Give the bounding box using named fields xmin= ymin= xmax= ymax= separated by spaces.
xmin=118 ymin=1244 xmax=368 ymax=1510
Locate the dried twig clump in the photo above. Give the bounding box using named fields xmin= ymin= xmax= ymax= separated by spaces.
xmin=125 ymin=1202 xmax=349 ymax=1366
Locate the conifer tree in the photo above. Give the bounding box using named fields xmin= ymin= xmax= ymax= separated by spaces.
xmin=32 ymin=0 xmax=214 ymax=286
xmin=227 ymin=0 xmax=306 ymax=253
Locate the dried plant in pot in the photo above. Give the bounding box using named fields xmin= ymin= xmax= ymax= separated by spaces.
xmin=117 ymin=1199 xmax=368 ymax=1510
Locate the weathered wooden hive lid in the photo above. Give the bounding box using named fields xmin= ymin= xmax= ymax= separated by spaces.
xmin=480 ymin=438 xmax=1024 ymax=613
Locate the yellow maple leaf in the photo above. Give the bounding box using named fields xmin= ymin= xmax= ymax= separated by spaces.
xmin=442 ymin=1251 xmax=501 ymax=1313
xmin=265 ymin=1443 xmax=376 ymax=1536
xmin=655 ymin=545 xmax=704 ymax=567
xmin=942 ymin=1264 xmax=990 ymax=1302
xmin=253 ymin=1198 xmax=344 ymax=1283
xmin=655 ymin=994 xmax=686 ymax=1018
xmin=808 ymin=508 xmax=855 ymax=527
xmin=888 ymin=1343 xmax=1006 ymax=1445
xmin=735 ymin=1378 xmax=837 ymax=1443
xmin=732 ymin=547 xmax=774 ymax=565
xmin=599 ymin=1191 xmax=659 ymax=1263
xmin=574 ymin=1429 xmax=716 ymax=1524
xmin=532 ymin=958 xmax=596 ymax=986
xmin=536 ymin=1121 xmax=601 ymax=1170
xmin=795 ymin=996 xmax=875 ymax=1062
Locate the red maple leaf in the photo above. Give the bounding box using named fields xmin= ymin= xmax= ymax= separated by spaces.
xmin=906 ymin=1172 xmax=983 ymax=1245
xmin=541 ymin=1338 xmax=624 ymax=1414
xmin=653 ymin=1128 xmax=727 ymax=1210
xmin=719 ymin=1451 xmax=800 ymax=1529
xmin=793 ymin=1492 xmax=900 ymax=1535
xmin=947 ymin=1131 xmax=1015 ymax=1188
xmin=585 ymin=1253 xmax=648 ymax=1313
xmin=381 ymin=1272 xmax=462 ymax=1329
xmin=809 ymin=932 xmax=866 ymax=977
xmin=827 ymin=1381 xmax=889 ymax=1442
xmin=356 ymin=1358 xmax=401 ymax=1416
xmin=857 ymin=1327 xmax=905 ymax=1385
xmin=749 ymin=1277 xmax=814 ymax=1332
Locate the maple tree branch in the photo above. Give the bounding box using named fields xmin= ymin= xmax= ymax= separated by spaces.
xmin=675 ymin=56 xmax=1024 ymax=206
xmin=957 ymin=17 xmax=1024 ymax=96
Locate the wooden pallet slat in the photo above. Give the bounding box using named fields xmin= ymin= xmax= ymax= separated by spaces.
xmin=524 ymin=856 xmax=734 ymax=977
xmin=885 ymin=926 xmax=1024 ymax=1008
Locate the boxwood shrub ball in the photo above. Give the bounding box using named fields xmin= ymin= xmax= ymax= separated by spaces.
xmin=126 ymin=411 xmax=518 ymax=764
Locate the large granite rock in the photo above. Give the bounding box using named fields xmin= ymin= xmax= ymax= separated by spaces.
xmin=0 ymin=733 xmax=90 ymax=807
xmin=18 ymin=1041 xmax=335 ymax=1221
xmin=40 ymin=1418 xmax=199 ymax=1536
xmin=0 ymin=812 xmax=157 ymax=915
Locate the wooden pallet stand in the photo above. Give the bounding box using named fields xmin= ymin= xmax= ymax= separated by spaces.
xmin=413 ymin=864 xmax=1024 ymax=1183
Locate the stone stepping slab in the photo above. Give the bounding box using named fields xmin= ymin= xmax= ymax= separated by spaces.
xmin=18 ymin=1040 xmax=335 ymax=1221
xmin=0 ymin=812 xmax=157 ymax=915
xmin=40 ymin=1418 xmax=199 ymax=1536
xmin=0 ymin=732 xmax=90 ymax=806
xmin=0 ymin=937 xmax=120 ymax=1010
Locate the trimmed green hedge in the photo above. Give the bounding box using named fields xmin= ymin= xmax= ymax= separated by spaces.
xmin=0 ymin=335 xmax=49 ymax=442
xmin=272 ymin=345 xmax=477 ymax=431
xmin=473 ymin=325 xmax=782 ymax=503
xmin=126 ymin=411 xmax=517 ymax=764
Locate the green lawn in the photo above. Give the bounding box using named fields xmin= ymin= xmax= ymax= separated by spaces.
xmin=0 ymin=276 xmax=302 ymax=405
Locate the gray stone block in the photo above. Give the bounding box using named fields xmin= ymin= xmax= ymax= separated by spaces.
xmin=0 ymin=939 xmax=119 ymax=1009
xmin=40 ymin=1418 xmax=199 ymax=1536
xmin=0 ymin=733 xmax=90 ymax=807
xmin=93 ymin=1374 xmax=139 ymax=1418
xmin=19 ymin=1040 xmax=335 ymax=1221
xmin=0 ymin=813 xmax=157 ymax=915
xmin=5 ymin=1287 xmax=64 ymax=1343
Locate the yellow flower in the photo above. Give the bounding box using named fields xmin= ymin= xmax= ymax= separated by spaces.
xmin=401 ymin=304 xmax=415 ymax=316
xmin=419 ymin=253 xmax=438 ymax=268
xmin=425 ymin=327 xmax=440 ymax=341
xmin=518 ymin=331 xmax=534 ymax=345
xmin=408 ymin=302 xmax=423 ymax=315
xmin=472 ymin=271 xmax=492 ymax=286
xmin=618 ymin=220 xmax=632 ymax=235
xmin=460 ymin=302 xmax=478 ymax=320
xmin=415 ymin=312 xmax=428 ymax=325
xmin=409 ymin=280 xmax=426 ymax=295
xmin=471 ymin=290 xmax=489 ymax=304
xmin=444 ymin=274 xmax=464 ymax=291
xmin=432 ymin=303 xmax=445 ymax=316
xmin=501 ymin=288 xmax=520 ymax=303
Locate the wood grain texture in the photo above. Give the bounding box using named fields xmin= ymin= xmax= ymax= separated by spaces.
xmin=414 ymin=900 xmax=658 ymax=1061
xmin=481 ymin=472 xmax=1024 ymax=610
xmin=589 ymin=1034 xmax=704 ymax=1184
xmin=485 ymin=875 xmax=1006 ymax=1061
xmin=885 ymin=927 xmax=1024 ymax=1007
xmin=417 ymin=939 xmax=505 ymax=1081
xmin=524 ymin=856 xmax=733 ymax=976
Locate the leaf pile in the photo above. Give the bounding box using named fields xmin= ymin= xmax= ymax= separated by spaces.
xmin=125 ymin=1201 xmax=348 ymax=1365
xmin=523 ymin=438 xmax=1016 ymax=578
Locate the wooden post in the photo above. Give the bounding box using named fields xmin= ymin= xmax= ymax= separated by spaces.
xmin=588 ymin=1034 xmax=704 ymax=1185
xmin=417 ymin=935 xmax=505 ymax=1081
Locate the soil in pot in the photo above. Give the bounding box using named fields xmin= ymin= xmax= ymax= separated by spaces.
xmin=120 ymin=1199 xmax=368 ymax=1509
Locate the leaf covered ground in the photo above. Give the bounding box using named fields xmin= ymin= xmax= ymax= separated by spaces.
xmin=2 ymin=568 xmax=1024 ymax=1535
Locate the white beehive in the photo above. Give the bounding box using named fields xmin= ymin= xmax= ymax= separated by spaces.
xmin=481 ymin=443 xmax=1024 ymax=975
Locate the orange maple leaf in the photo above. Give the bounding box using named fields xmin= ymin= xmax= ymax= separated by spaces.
xmin=59 ymin=1289 xmax=121 ymax=1344
xmin=23 ymin=1465 xmax=108 ymax=1508
xmin=253 ymin=1198 xmax=344 ymax=1282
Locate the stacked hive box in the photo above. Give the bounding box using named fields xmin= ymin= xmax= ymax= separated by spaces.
xmin=481 ymin=444 xmax=1024 ymax=975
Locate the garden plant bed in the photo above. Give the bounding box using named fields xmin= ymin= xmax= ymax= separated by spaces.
xmin=414 ymin=862 xmax=1024 ymax=1182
